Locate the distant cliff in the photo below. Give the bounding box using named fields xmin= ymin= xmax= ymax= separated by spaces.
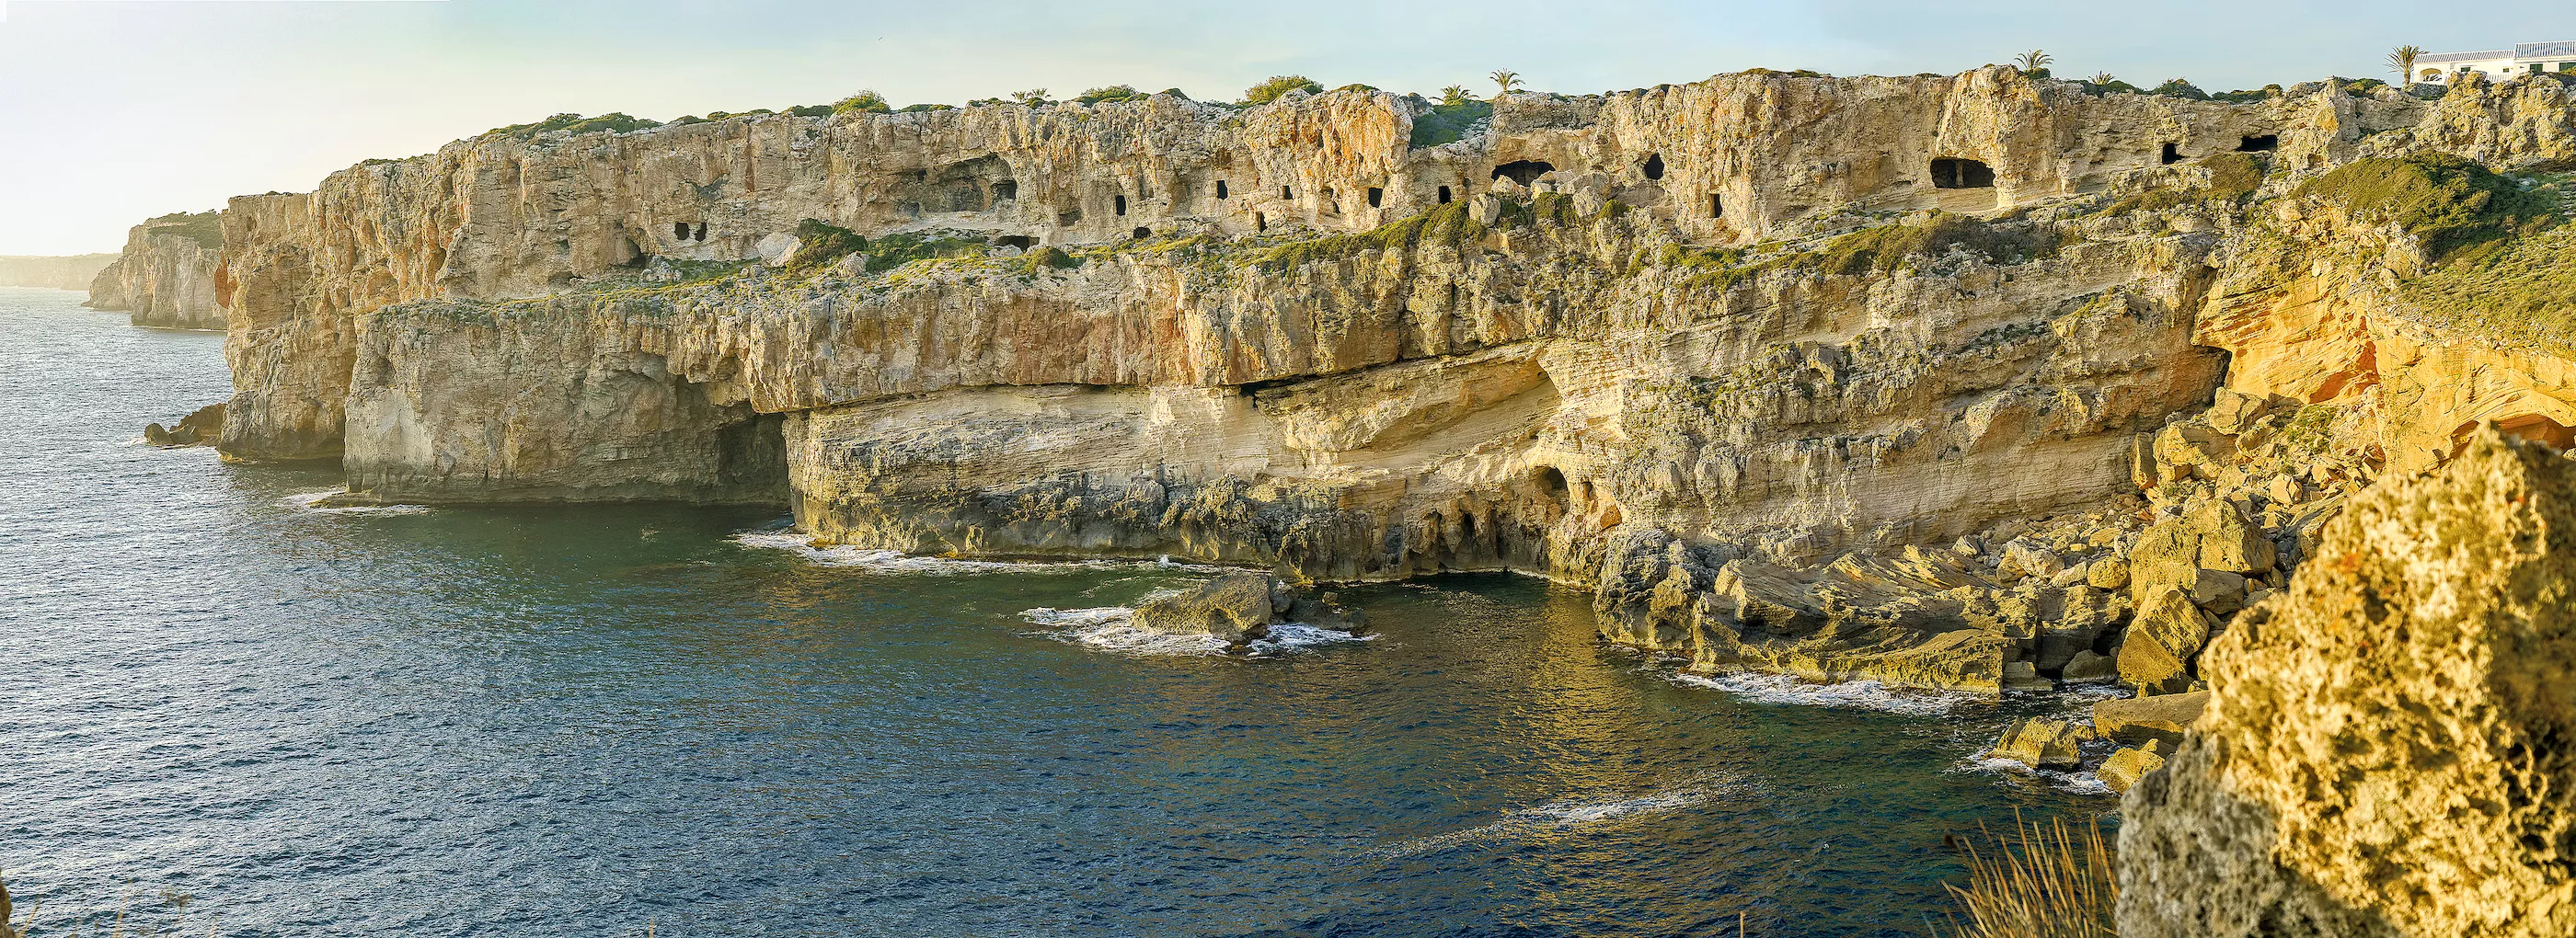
xmin=86 ymin=212 xmax=224 ymax=329
xmin=0 ymin=254 xmax=116 ymax=291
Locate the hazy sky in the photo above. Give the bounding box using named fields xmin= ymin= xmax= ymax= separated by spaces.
xmin=0 ymin=0 xmax=2563 ymax=255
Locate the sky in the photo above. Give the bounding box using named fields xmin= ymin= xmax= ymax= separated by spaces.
xmin=0 ymin=0 xmax=2564 ymax=255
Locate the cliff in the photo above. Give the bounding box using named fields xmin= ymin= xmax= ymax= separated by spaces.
xmin=87 ymin=212 xmax=225 ymax=329
xmin=206 ymin=66 xmax=2576 ymax=695
xmin=0 ymin=254 xmax=116 ymax=292
xmin=2118 ymin=429 xmax=2576 ymax=937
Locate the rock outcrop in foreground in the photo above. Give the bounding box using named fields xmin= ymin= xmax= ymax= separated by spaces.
xmin=178 ymin=64 xmax=2576 ymax=695
xmin=86 ymin=212 xmax=225 ymax=329
xmin=2120 ymin=429 xmax=2576 ymax=938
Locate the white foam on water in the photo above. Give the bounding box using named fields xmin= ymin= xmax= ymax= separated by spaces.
xmin=1018 ymin=606 xmax=1232 ymax=657
xmin=1247 ymin=622 xmax=1377 ymax=653
xmin=1363 ymin=777 xmax=1733 ymax=861
xmin=281 ymin=490 xmax=435 ymax=517
xmin=1958 ymin=754 xmax=2116 ymax=796
xmin=1669 ymin=670 xmax=1974 ymax=717
xmin=732 ymin=530 xmax=1231 ymax=575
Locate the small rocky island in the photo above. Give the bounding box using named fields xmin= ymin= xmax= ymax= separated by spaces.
xmin=91 ymin=63 xmax=2576 ymax=934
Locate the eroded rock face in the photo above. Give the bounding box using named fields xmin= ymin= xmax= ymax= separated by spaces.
xmin=2118 ymin=430 xmax=2576 ymax=938
xmin=200 ymin=65 xmax=2576 ymax=693
xmin=86 ymin=213 xmax=224 ymax=329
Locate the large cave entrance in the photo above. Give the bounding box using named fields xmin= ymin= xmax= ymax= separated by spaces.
xmin=1929 ymin=157 xmax=1995 ymax=189
xmin=1492 ymin=160 xmax=1555 ymax=186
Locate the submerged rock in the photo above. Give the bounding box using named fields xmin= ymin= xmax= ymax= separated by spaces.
xmin=2119 ymin=430 xmax=2576 ymax=938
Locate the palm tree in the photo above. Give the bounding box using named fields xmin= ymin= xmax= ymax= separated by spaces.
xmin=2015 ymin=50 xmax=2052 ymax=74
xmin=2388 ymin=45 xmax=2426 ymax=86
xmin=1490 ymin=70 xmax=1524 ymax=97
xmin=1440 ymin=85 xmax=1473 ymax=107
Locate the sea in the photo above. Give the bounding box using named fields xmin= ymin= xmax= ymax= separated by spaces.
xmin=0 ymin=286 xmax=2111 ymax=937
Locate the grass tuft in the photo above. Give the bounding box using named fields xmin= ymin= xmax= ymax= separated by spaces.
xmin=1938 ymin=814 xmax=2119 ymax=938
xmin=2298 ymin=154 xmax=2563 ymax=266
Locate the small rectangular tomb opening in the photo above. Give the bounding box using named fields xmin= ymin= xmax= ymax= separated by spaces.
xmin=1929 ymin=157 xmax=1995 ymax=189
xmin=1214 ymin=180 xmax=1228 ymax=200
xmin=1366 ymin=187 xmax=1384 ymax=208
xmin=2237 ymin=134 xmax=2278 ymax=152
xmin=2161 ymin=143 xmax=2182 ymax=165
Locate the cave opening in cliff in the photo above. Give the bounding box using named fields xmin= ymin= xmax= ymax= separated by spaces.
xmin=673 ymin=222 xmax=691 ymax=240
xmin=1059 ymin=207 xmax=1083 ymax=225
xmin=1115 ymin=194 xmax=1128 ymax=216
xmin=2161 ymin=143 xmax=2182 ymax=165
xmin=1492 ymin=160 xmax=1555 ymax=186
xmin=1215 ymin=180 xmax=1228 ymax=200
xmin=1929 ymin=158 xmax=1995 ymax=189
xmin=1643 ymin=154 xmax=1665 ymax=180
xmin=1438 ymin=186 xmax=1453 ymax=204
xmin=993 ymin=180 xmax=1018 ymax=201
xmin=1133 ymin=226 xmax=1152 ymax=239
xmin=1255 ymin=212 xmax=1267 ymax=232
xmin=1282 ymin=185 xmax=1294 ymax=200
xmin=692 ymin=223 xmax=708 ymax=242
xmin=994 ymin=234 xmax=1037 ymax=250
xmin=1533 ymin=466 xmax=1570 ymax=513
xmin=2238 ymin=134 xmax=2278 ymax=152
xmin=1367 ymin=187 xmax=1385 ymax=208
xmin=1709 ymin=194 xmax=1724 ymax=218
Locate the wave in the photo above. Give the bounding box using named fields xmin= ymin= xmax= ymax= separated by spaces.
xmin=1958 ymin=755 xmax=2115 ymax=796
xmin=1669 ymin=670 xmax=1974 ymax=717
xmin=1018 ymin=605 xmax=1375 ymax=658
xmin=732 ymin=531 xmax=1229 ymax=575
xmin=1019 ymin=605 xmax=1230 ymax=657
xmin=281 ymin=490 xmax=435 ymax=516
xmin=1363 ymin=778 xmax=1732 ymax=861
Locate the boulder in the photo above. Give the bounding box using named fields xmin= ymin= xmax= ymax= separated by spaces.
xmin=2203 ymin=388 xmax=2272 ymax=435
xmin=2093 ymin=690 xmax=2209 ymax=747
xmin=2118 ymin=586 xmax=2215 ymax=695
xmin=1132 ymin=573 xmax=1284 ymax=644
xmin=2063 ymin=649 xmax=2120 ymax=683
xmin=2130 ymin=500 xmax=2273 ymax=601
xmin=2099 ymin=745 xmax=2167 ymax=794
xmin=2087 ymin=555 xmax=2132 ymax=590
xmin=2189 ymin=567 xmax=2248 ymax=616
xmin=1989 ymin=716 xmax=2087 ymax=770
xmin=2119 ymin=431 xmax=2576 ymax=938
xmin=2002 ymin=659 xmax=2053 ymax=692
xmin=143 ymin=402 xmax=227 ymax=448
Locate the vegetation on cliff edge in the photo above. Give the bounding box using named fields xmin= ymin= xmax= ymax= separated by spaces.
xmin=478 ymin=112 xmax=662 ymax=142
xmin=145 ymin=211 xmax=224 ymax=250
xmin=2299 ymin=154 xmax=2564 ymax=266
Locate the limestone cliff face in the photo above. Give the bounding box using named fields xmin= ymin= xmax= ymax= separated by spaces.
xmin=213 ymin=67 xmax=2576 ymax=692
xmin=86 ymin=213 xmax=224 ymax=328
xmin=2118 ymin=430 xmax=2576 ymax=937
xmin=0 ymin=254 xmax=116 ymax=292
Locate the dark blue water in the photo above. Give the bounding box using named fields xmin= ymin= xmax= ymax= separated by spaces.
xmin=0 ymin=287 xmax=2107 ymax=937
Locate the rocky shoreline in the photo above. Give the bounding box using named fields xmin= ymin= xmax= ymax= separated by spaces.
xmin=84 ymin=63 xmax=2576 ymax=932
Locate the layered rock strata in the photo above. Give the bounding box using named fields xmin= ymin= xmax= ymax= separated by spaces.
xmin=209 ymin=67 xmax=2576 ymax=692
xmin=2119 ymin=430 xmax=2576 ymax=938
xmin=86 ymin=212 xmax=225 ymax=329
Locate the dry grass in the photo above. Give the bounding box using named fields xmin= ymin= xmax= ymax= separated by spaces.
xmin=1938 ymin=813 xmax=2119 ymax=938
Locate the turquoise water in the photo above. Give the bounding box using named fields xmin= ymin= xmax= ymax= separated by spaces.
xmin=0 ymin=287 xmax=2108 ymax=937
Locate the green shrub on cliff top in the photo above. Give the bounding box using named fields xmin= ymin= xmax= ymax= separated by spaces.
xmin=1409 ymin=98 xmax=1493 ymax=148
xmin=147 ymin=211 xmax=224 ymax=249
xmin=1240 ymin=75 xmax=1324 ymax=106
xmin=785 ymin=219 xmax=985 ymax=276
xmin=481 ymin=112 xmax=661 ymax=141
xmin=1076 ymin=86 xmax=1148 ymax=105
xmin=2298 ymin=155 xmax=2563 ymax=266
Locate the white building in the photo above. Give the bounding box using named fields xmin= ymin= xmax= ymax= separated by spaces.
xmin=2415 ymin=41 xmax=2576 ymax=83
